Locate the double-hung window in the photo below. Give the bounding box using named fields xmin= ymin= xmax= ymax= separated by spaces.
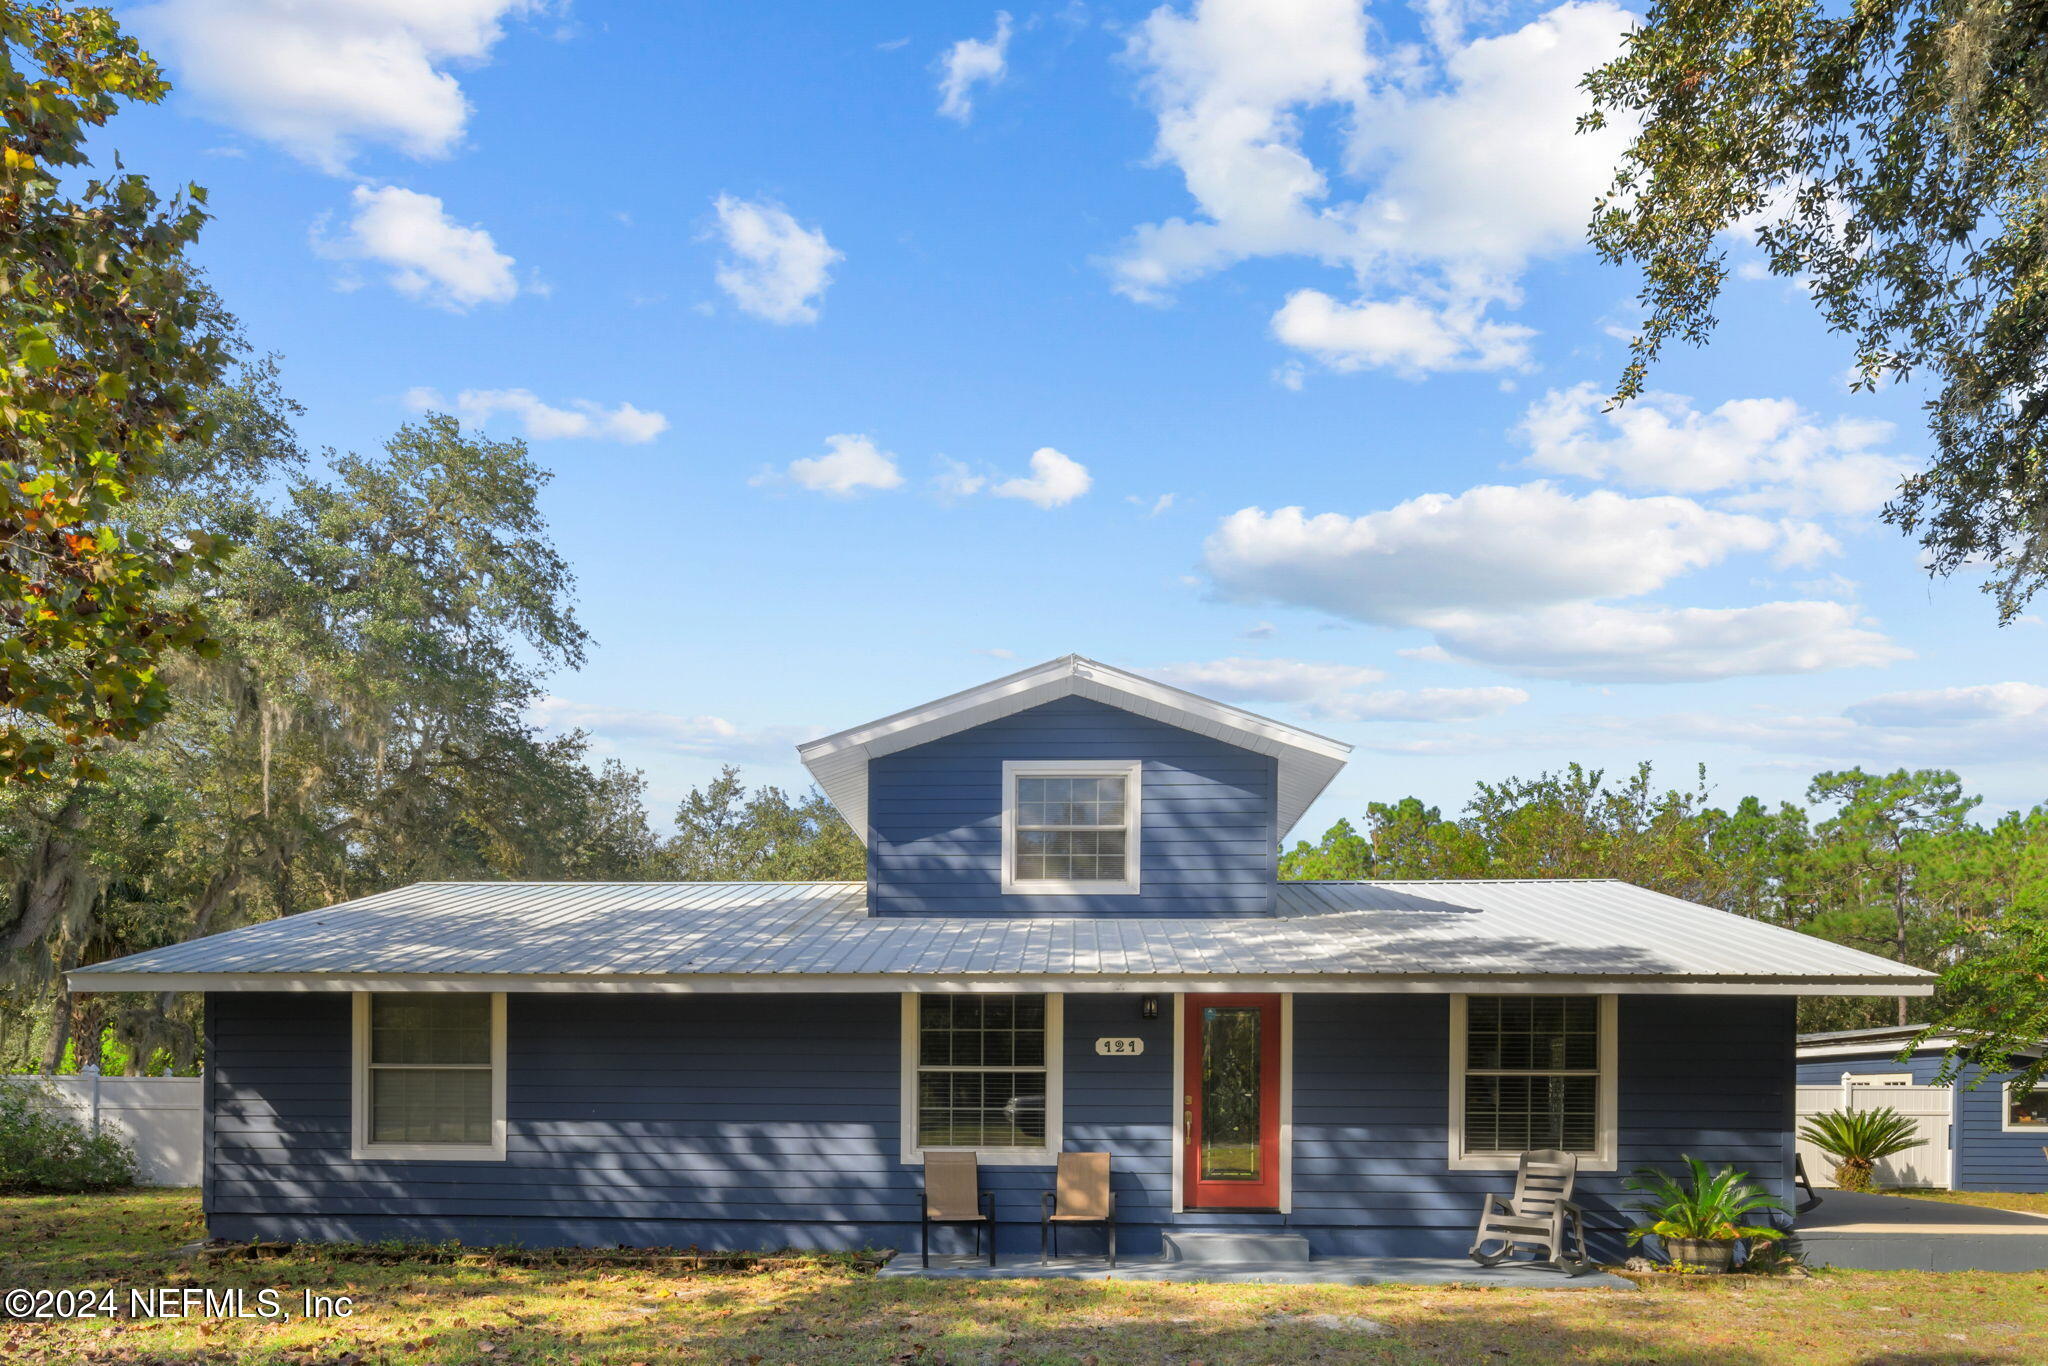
xmin=1001 ymin=759 xmax=1141 ymax=894
xmin=902 ymin=993 xmax=1063 ymax=1163
xmin=351 ymin=993 xmax=506 ymax=1161
xmin=1449 ymin=995 xmax=1616 ymax=1170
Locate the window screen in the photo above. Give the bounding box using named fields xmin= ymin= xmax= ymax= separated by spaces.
xmin=1462 ymin=996 xmax=1601 ymax=1155
xmin=366 ymin=995 xmax=495 ymax=1146
xmin=1012 ymin=774 xmax=1129 ymax=883
xmin=915 ymin=994 xmax=1048 ymax=1149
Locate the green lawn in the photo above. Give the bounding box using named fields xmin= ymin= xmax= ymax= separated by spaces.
xmin=6 ymin=1190 xmax=2048 ymax=1364
xmin=1882 ymin=1188 xmax=2048 ymax=1216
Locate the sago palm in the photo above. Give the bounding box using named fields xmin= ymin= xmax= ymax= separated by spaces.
xmin=1797 ymin=1107 xmax=1920 ymax=1192
xmin=1623 ymin=1155 xmax=1787 ymax=1247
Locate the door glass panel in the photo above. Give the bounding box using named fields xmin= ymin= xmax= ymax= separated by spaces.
xmin=1199 ymin=1006 xmax=1262 ymax=1181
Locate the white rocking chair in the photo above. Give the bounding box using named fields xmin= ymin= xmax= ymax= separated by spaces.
xmin=1468 ymin=1148 xmax=1592 ymax=1275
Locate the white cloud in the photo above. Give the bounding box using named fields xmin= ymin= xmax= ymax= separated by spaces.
xmin=1198 ymin=480 xmax=1908 ymax=681
xmin=1271 ymin=287 xmax=1534 ymax=377
xmin=933 ymin=457 xmax=989 ymax=499
xmin=132 ymin=0 xmax=537 ymax=172
xmin=937 ymin=11 xmax=1013 ymax=122
xmin=711 ymin=195 xmax=841 ymax=324
xmin=1148 ymin=656 xmax=1385 ymax=701
xmin=530 ymin=697 xmax=811 ymax=762
xmin=318 ymin=185 xmax=516 ymax=309
xmin=1323 ymin=685 xmax=1531 ymax=721
xmin=1203 ymin=484 xmax=1790 ymax=622
xmin=775 ymin=434 xmax=904 ymax=497
xmin=993 ymin=447 xmax=1092 ymax=507
xmin=1517 ymin=382 xmax=1916 ymax=517
xmin=1113 ymin=0 xmax=1635 ymax=375
xmin=1129 ymin=492 xmax=1177 ymax=516
xmin=404 ymin=387 xmax=667 ymax=443
xmin=1426 ymin=601 xmax=1911 ymax=682
xmin=1145 ymin=656 xmax=1527 ymax=721
xmin=1844 ymin=682 xmax=2048 ymax=728
xmin=1573 ymin=680 xmax=2048 ymax=771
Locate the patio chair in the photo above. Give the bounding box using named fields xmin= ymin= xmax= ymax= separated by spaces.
xmin=921 ymin=1150 xmax=996 ymax=1268
xmin=1793 ymin=1153 xmax=1821 ymax=1212
xmin=1468 ymin=1148 xmax=1591 ymax=1275
xmin=1040 ymin=1151 xmax=1116 ymax=1267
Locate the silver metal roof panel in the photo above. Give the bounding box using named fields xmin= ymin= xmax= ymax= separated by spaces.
xmin=71 ymin=878 xmax=1934 ymax=996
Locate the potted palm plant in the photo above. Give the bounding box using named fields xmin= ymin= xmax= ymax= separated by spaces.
xmin=1624 ymin=1156 xmax=1788 ymax=1273
xmin=1797 ymin=1107 xmax=1919 ymax=1192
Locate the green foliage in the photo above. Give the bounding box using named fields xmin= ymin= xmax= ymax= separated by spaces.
xmin=656 ymin=765 xmax=863 ymax=882
xmin=1283 ymin=763 xmax=2048 ymax=1036
xmin=0 ymin=387 xmax=651 ymax=1068
xmin=1796 ymin=1107 xmax=1921 ymax=1191
xmin=1 ymin=2 xmax=233 ymax=780
xmin=0 ymin=1080 xmax=133 ymax=1192
xmin=1583 ymin=0 xmax=2048 ymax=619
xmin=1623 ymin=1155 xmax=1787 ymax=1246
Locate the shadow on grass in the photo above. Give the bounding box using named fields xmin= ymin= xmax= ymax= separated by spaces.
xmin=6 ymin=1195 xmax=2045 ymax=1365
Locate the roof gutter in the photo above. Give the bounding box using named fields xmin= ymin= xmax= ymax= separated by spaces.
xmin=67 ymin=968 xmax=1938 ymax=997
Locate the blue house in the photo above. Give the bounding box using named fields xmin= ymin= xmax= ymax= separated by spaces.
xmin=75 ymin=655 xmax=1933 ymax=1259
xmin=1797 ymin=1025 xmax=2048 ymax=1193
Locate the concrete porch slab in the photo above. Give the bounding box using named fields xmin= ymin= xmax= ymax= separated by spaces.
xmin=877 ymin=1253 xmax=1634 ymax=1288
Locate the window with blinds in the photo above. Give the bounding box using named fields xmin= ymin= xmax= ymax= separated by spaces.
xmin=354 ymin=994 xmax=503 ymax=1158
xmin=1001 ymin=760 xmax=1142 ymax=894
xmin=1461 ymin=995 xmax=1602 ymax=1155
xmin=914 ymin=994 xmax=1050 ymax=1150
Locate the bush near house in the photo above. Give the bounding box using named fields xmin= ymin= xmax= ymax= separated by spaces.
xmin=1797 ymin=1107 xmax=1921 ymax=1192
xmin=0 ymin=1081 xmax=135 ymax=1193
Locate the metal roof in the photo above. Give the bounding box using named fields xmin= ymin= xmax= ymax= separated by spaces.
xmin=1795 ymin=1024 xmax=2036 ymax=1059
xmin=70 ymin=878 xmax=1934 ymax=996
xmin=797 ymin=655 xmax=1352 ymax=843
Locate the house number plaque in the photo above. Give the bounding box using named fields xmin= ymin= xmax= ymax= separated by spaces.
xmin=1094 ymin=1037 xmax=1145 ymax=1056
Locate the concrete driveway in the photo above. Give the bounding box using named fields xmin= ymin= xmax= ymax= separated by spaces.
xmin=1793 ymin=1190 xmax=2048 ymax=1271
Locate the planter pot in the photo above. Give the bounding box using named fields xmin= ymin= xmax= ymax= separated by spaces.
xmin=1662 ymin=1238 xmax=1739 ymax=1274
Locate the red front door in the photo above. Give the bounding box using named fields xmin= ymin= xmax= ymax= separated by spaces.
xmin=1182 ymin=994 xmax=1283 ymax=1210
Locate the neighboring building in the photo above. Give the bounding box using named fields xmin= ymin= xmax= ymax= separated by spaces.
xmin=1797 ymin=1025 xmax=2048 ymax=1193
xmin=75 ymin=655 xmax=1932 ymax=1258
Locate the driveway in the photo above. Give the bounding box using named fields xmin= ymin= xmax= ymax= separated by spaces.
xmin=1793 ymin=1190 xmax=2048 ymax=1271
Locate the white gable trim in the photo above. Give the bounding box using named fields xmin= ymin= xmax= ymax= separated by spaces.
xmin=798 ymin=655 xmax=1352 ymax=843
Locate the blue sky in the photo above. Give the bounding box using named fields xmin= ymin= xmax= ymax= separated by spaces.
xmin=108 ymin=0 xmax=2046 ymax=836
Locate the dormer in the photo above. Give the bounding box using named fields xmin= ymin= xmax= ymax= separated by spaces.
xmin=799 ymin=655 xmax=1352 ymax=917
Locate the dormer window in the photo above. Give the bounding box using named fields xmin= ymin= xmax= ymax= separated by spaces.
xmin=1001 ymin=759 xmax=1142 ymax=894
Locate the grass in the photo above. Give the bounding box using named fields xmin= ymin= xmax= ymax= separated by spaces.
xmin=1881 ymin=1188 xmax=2048 ymax=1216
xmin=4 ymin=1191 xmax=2048 ymax=1364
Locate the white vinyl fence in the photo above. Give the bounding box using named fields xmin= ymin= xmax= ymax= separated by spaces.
xmin=1796 ymin=1076 xmax=1952 ymax=1189
xmin=3 ymin=1071 xmax=201 ymax=1186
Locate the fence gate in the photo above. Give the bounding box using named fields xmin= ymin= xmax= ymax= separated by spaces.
xmin=1795 ymin=1078 xmax=1952 ymax=1189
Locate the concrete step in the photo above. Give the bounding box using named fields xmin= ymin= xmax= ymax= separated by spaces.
xmin=1161 ymin=1231 xmax=1312 ymax=1265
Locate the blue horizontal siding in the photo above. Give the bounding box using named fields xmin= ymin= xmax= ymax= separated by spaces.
xmin=208 ymin=990 xmax=1798 ymax=1255
xmin=867 ymin=696 xmax=1278 ymax=917
xmin=1800 ymin=1050 xmax=2048 ymax=1192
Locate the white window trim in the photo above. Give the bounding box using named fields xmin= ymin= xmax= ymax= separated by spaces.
xmin=900 ymin=992 xmax=1064 ymax=1165
xmin=1447 ymin=993 xmax=1617 ymax=1172
xmin=2001 ymin=1079 xmax=2048 ymax=1133
xmin=350 ymin=992 xmax=507 ymax=1162
xmin=1169 ymin=992 xmax=1292 ymax=1214
xmin=1000 ymin=759 xmax=1142 ymax=895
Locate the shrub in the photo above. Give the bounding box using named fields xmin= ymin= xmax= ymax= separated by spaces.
xmin=0 ymin=1081 xmax=137 ymax=1193
xmin=1797 ymin=1107 xmax=1919 ymax=1192
xmin=1623 ymin=1155 xmax=1788 ymax=1248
